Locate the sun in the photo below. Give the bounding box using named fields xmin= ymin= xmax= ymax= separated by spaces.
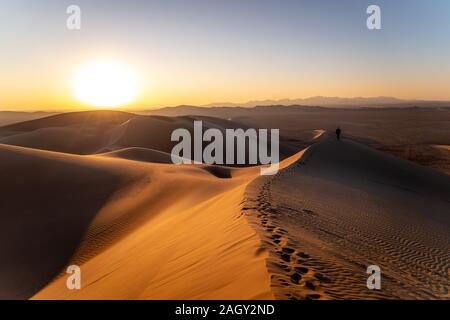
xmin=73 ymin=60 xmax=139 ymax=108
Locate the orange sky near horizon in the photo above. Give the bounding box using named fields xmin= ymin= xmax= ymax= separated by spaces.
xmin=2 ymin=52 xmax=449 ymax=111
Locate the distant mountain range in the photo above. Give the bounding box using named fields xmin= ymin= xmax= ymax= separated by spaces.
xmin=202 ymin=96 xmax=450 ymax=108
xmin=138 ymin=96 xmax=450 ymax=117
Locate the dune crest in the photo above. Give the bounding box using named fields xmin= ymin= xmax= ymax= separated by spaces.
xmin=245 ymin=135 xmax=450 ymax=300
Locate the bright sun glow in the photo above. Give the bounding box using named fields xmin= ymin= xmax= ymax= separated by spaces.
xmin=73 ymin=60 xmax=139 ymax=108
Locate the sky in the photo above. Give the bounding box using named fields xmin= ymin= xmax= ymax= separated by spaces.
xmin=1 ymin=0 xmax=450 ymax=111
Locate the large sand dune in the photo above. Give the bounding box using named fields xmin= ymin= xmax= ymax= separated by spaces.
xmin=0 ymin=143 xmax=273 ymax=299
xmin=0 ymin=144 xmax=144 ymax=299
xmin=245 ymin=134 xmax=450 ymax=299
xmin=1 ymin=110 xmax=448 ymax=300
xmin=0 ymin=110 xmax=298 ymax=159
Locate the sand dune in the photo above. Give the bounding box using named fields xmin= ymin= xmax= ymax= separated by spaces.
xmin=245 ymin=133 xmax=450 ymax=299
xmin=0 ymin=110 xmax=134 ymax=134
xmin=223 ymin=108 xmax=450 ymax=175
xmin=0 ymin=127 xmax=109 ymax=154
xmin=0 ymin=143 xmax=273 ymax=299
xmin=99 ymin=147 xmax=177 ymax=164
xmin=0 ymin=111 xmax=57 ymax=127
xmin=1 ymin=109 xmax=448 ymax=300
xmin=0 ymin=111 xmax=298 ymax=162
xmin=0 ymin=111 xmax=136 ymax=154
xmin=0 ymin=144 xmax=145 ymax=299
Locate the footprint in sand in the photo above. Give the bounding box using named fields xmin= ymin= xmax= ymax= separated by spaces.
xmin=290 ymin=273 xmax=302 ymax=284
xmin=295 ymin=266 xmax=309 ymax=274
xmin=298 ymin=252 xmax=310 ymax=259
xmin=305 ymin=281 xmax=316 ymax=290
xmin=282 ymin=247 xmax=295 ymax=254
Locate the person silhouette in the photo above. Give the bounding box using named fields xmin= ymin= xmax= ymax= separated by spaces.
xmin=335 ymin=127 xmax=341 ymax=141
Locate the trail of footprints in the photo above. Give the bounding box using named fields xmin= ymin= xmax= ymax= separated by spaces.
xmin=243 ymin=149 xmax=450 ymax=299
xmin=245 ymin=172 xmax=329 ymax=300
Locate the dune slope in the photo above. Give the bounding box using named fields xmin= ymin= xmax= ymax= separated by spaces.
xmin=245 ymin=135 xmax=450 ymax=299
xmin=0 ymin=143 xmax=273 ymax=300
xmin=0 ymin=144 xmax=146 ymax=299
xmin=0 ymin=111 xmax=298 ymax=161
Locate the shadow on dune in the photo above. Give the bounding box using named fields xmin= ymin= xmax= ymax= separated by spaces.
xmin=0 ymin=145 xmax=140 ymax=299
xmin=201 ymin=166 xmax=232 ymax=179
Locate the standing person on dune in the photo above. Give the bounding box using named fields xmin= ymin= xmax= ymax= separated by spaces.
xmin=335 ymin=127 xmax=341 ymax=141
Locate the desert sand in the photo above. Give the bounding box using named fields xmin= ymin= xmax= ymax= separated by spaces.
xmin=0 ymin=109 xmax=448 ymax=300
xmin=245 ymin=134 xmax=450 ymax=299
xmin=0 ymin=143 xmax=275 ymax=299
